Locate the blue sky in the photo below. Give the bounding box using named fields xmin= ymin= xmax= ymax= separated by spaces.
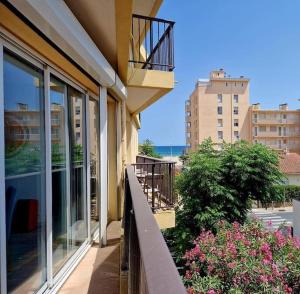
xmin=139 ymin=0 xmax=300 ymax=146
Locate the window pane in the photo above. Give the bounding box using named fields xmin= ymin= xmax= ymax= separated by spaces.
xmin=89 ymin=99 xmax=100 ymax=234
xmin=50 ymin=76 xmax=68 ymax=274
xmin=68 ymin=87 xmax=87 ymax=253
xmin=4 ymin=50 xmax=46 ymax=293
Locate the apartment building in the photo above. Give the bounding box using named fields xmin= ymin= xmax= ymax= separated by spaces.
xmin=186 ymin=69 xmax=251 ymax=152
xmin=0 ymin=1 xmax=184 ymax=294
xmin=250 ymin=103 xmax=300 ymax=153
xmin=185 ymin=70 xmax=300 ymax=155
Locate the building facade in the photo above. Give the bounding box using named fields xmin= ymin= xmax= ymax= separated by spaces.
xmin=250 ymin=103 xmax=300 ymax=153
xmin=0 ymin=1 xmax=176 ymax=293
xmin=185 ymin=70 xmax=300 ymax=155
xmin=185 ymin=69 xmax=251 ymax=152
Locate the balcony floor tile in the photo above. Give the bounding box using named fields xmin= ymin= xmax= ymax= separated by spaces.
xmin=59 ymin=221 xmax=121 ymax=294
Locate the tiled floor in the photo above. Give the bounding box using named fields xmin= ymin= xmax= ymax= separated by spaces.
xmin=59 ymin=221 xmax=121 ymax=294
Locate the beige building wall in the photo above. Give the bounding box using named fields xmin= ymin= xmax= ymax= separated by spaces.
xmin=186 ymin=69 xmax=250 ymax=152
xmin=250 ymin=103 xmax=300 ymax=154
xmin=126 ymin=110 xmax=140 ymax=164
xmin=286 ymin=174 xmax=300 ymax=186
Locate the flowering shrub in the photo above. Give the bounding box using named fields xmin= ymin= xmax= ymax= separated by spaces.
xmin=183 ymin=220 xmax=300 ymax=293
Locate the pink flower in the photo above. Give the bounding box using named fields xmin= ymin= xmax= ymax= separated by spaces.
xmin=274 ymin=230 xmax=286 ymax=248
xmin=207 ymin=290 xmax=216 ymax=294
xmin=262 ymin=258 xmax=271 ymax=265
xmin=185 ymin=270 xmax=192 ymax=280
xmin=243 ymin=240 xmax=251 ymax=246
xmin=227 ymin=262 xmax=237 ymax=269
xmin=260 ymin=242 xmax=270 ymax=253
xmin=199 ymin=253 xmax=206 ymax=262
xmin=207 ymin=265 xmax=214 ymax=273
xmin=259 ymin=275 xmax=268 ymax=283
xmin=227 ymin=242 xmax=237 ymax=256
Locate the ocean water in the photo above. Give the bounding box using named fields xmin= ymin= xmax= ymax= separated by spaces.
xmin=154 ymin=146 xmax=186 ymax=157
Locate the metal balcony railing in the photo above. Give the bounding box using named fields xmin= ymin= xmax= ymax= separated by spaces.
xmin=133 ymin=155 xmax=176 ymax=211
xmin=121 ymin=165 xmax=185 ymax=294
xmin=129 ymin=14 xmax=175 ymax=71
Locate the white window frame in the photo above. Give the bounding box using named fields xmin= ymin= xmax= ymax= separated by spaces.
xmin=233 ymin=106 xmax=239 ymax=115
xmin=217 ymin=106 xmax=222 ymax=115
xmin=0 ymin=38 xmax=7 ymax=294
xmin=234 ymin=94 xmax=239 ymax=103
xmin=0 ymin=35 xmax=105 ymax=293
xmin=218 ymin=131 xmax=223 ymax=140
xmin=217 ymin=94 xmax=222 ymax=103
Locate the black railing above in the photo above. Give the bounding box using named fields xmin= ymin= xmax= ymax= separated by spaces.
xmin=121 ymin=166 xmax=185 ymax=294
xmin=129 ymin=14 xmax=175 ymax=72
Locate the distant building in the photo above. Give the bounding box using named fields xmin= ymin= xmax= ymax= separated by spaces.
xmin=185 ymin=69 xmax=300 ymax=154
xmin=185 ymin=69 xmax=251 ymax=152
xmin=250 ymin=103 xmax=300 ymax=153
xmin=279 ymin=152 xmax=300 ymax=185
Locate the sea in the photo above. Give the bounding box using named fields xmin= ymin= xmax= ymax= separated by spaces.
xmin=154 ymin=145 xmax=186 ymax=157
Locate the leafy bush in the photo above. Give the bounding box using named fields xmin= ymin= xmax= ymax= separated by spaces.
xmin=184 ymin=220 xmax=300 ymax=294
xmin=138 ymin=139 xmax=162 ymax=158
xmin=274 ymin=185 xmax=300 ymax=202
xmin=167 ymin=139 xmax=284 ymax=257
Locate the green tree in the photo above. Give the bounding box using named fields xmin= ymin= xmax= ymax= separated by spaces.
xmin=138 ymin=139 xmax=162 ymax=158
xmin=167 ymin=139 xmax=284 ymax=257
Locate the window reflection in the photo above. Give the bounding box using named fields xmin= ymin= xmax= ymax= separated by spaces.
xmin=89 ymin=99 xmax=100 ymax=234
xmin=50 ymin=77 xmax=68 ymax=274
xmin=68 ymin=88 xmax=87 ymax=253
xmin=4 ymin=50 xmax=46 ymax=293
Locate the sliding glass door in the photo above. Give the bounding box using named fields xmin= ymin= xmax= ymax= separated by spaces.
xmin=1 ymin=41 xmax=100 ymax=294
xmin=50 ymin=77 xmax=88 ymax=272
xmin=50 ymin=76 xmax=68 ymax=274
xmin=4 ymin=50 xmax=46 ymax=293
xmin=68 ymin=87 xmax=87 ymax=253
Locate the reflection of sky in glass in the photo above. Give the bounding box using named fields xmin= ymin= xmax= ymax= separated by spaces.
xmin=51 ymin=91 xmax=63 ymax=105
xmin=4 ymin=54 xmax=42 ymax=111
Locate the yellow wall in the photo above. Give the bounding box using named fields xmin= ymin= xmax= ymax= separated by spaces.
xmin=126 ymin=109 xmax=139 ymax=164
xmin=108 ymin=98 xmax=118 ymax=221
xmin=0 ymin=3 xmax=99 ymax=96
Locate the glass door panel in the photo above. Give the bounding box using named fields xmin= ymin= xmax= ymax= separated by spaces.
xmin=89 ymin=99 xmax=100 ymax=234
xmin=50 ymin=76 xmax=68 ymax=274
xmin=68 ymin=87 xmax=87 ymax=253
xmin=4 ymin=50 xmax=46 ymax=293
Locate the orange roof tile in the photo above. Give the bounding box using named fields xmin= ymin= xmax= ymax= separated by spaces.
xmin=279 ymin=153 xmax=300 ymax=174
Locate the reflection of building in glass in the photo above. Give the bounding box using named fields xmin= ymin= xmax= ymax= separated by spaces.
xmin=5 ymin=102 xmax=65 ymax=145
xmin=73 ymin=98 xmax=82 ymax=145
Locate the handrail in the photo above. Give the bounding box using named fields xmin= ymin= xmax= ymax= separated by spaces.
xmin=137 ymin=154 xmax=176 ymax=164
xmin=130 ymin=14 xmax=175 ymax=72
xmin=122 ymin=166 xmax=185 ymax=294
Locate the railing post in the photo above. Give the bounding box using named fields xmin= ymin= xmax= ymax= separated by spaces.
xmin=129 ymin=212 xmax=140 ymax=294
xmin=121 ymin=171 xmax=131 ymax=271
xmin=152 ymin=163 xmax=155 ymax=211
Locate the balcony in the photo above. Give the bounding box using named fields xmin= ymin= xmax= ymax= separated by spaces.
xmin=61 ymin=156 xmax=184 ymax=293
xmin=253 ymin=118 xmax=297 ymax=125
xmin=126 ymin=15 xmax=175 ymax=114
xmin=129 ymin=14 xmax=174 ymax=71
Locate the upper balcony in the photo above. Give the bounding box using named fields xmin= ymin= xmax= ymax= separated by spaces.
xmin=129 ymin=14 xmax=174 ymax=72
xmin=126 ymin=14 xmax=175 ymax=114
